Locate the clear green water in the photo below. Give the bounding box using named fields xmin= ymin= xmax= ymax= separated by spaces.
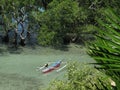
xmin=0 ymin=44 xmax=94 ymax=90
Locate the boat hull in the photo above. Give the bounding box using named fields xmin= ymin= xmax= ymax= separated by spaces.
xmin=42 ymin=61 xmax=61 ymax=73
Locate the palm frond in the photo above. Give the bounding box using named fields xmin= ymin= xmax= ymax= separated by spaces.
xmin=87 ymin=8 xmax=120 ymax=89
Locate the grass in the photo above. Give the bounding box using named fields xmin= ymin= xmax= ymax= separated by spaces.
xmin=0 ymin=44 xmax=95 ymax=90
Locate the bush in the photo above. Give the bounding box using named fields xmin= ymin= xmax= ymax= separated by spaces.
xmin=47 ymin=62 xmax=112 ymax=90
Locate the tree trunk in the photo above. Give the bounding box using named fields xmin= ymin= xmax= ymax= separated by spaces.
xmin=13 ymin=29 xmax=18 ymax=49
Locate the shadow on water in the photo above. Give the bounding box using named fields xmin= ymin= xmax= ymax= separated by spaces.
xmin=0 ymin=43 xmax=85 ymax=55
xmin=28 ymin=44 xmax=69 ymax=52
xmin=0 ymin=44 xmax=23 ymax=55
xmin=0 ymin=46 xmax=9 ymax=56
xmin=7 ymin=47 xmax=23 ymax=54
xmin=49 ymin=45 xmax=69 ymax=51
xmin=6 ymin=45 xmax=37 ymax=54
xmin=0 ymin=49 xmax=5 ymax=55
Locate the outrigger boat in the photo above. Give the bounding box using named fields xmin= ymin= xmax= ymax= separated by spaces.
xmin=42 ymin=60 xmax=62 ymax=73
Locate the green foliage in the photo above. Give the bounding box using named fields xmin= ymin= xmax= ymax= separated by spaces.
xmin=0 ymin=0 xmax=42 ymax=31
xmin=37 ymin=0 xmax=80 ymax=45
xmin=38 ymin=25 xmax=56 ymax=46
xmin=47 ymin=62 xmax=112 ymax=90
xmin=1 ymin=0 xmax=120 ymax=47
xmin=87 ymin=8 xmax=120 ymax=89
xmin=37 ymin=0 xmax=110 ymax=46
xmin=37 ymin=0 xmax=94 ymax=46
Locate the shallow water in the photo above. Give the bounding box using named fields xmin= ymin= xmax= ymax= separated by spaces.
xmin=0 ymin=44 xmax=94 ymax=90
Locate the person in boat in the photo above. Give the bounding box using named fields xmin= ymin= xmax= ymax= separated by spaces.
xmin=44 ymin=63 xmax=48 ymax=68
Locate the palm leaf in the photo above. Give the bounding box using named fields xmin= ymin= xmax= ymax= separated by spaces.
xmin=87 ymin=8 xmax=120 ymax=89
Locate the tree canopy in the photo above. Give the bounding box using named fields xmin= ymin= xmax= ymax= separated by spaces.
xmin=0 ymin=0 xmax=120 ymax=47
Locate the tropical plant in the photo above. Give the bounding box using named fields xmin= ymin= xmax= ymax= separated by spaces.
xmin=87 ymin=8 xmax=120 ymax=89
xmin=47 ymin=61 xmax=112 ymax=90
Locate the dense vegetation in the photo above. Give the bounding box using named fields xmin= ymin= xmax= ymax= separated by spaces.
xmin=0 ymin=0 xmax=120 ymax=47
xmin=88 ymin=8 xmax=120 ymax=89
xmin=0 ymin=0 xmax=120 ymax=90
xmin=47 ymin=62 xmax=112 ymax=90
